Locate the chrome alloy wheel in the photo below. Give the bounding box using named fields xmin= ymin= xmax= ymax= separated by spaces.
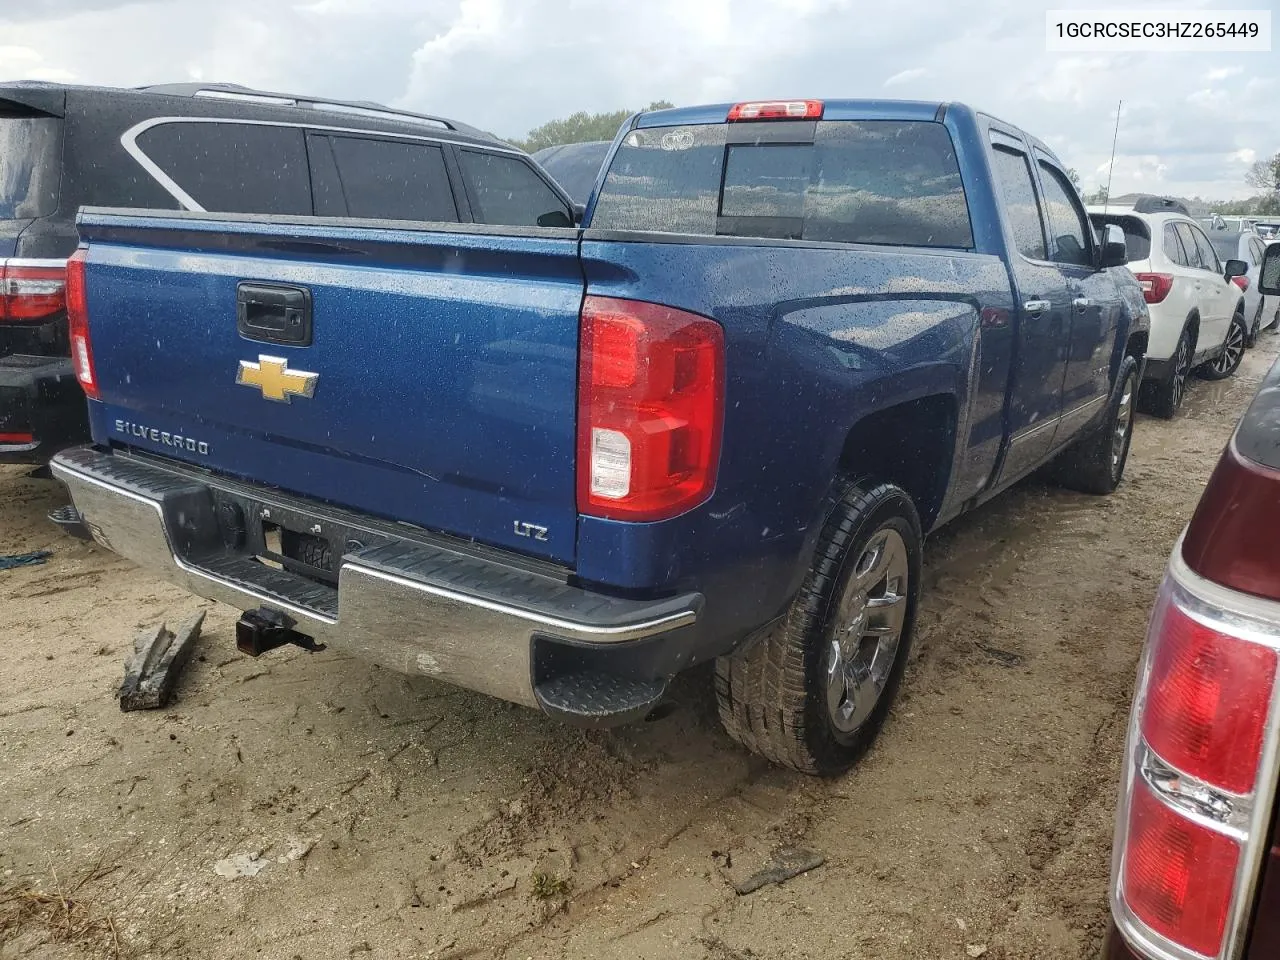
xmin=826 ymin=528 xmax=909 ymax=734
xmin=1209 ymin=317 xmax=1245 ymax=376
xmin=1112 ymin=372 xmax=1134 ymax=475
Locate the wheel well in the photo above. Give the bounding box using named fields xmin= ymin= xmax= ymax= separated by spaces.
xmin=1125 ymin=331 xmax=1148 ymax=363
xmin=836 ymin=395 xmax=956 ymax=530
xmin=1185 ymin=312 xmax=1200 ymax=351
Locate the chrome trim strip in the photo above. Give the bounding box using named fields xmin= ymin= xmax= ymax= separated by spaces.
xmin=346 ymin=563 xmax=697 ymax=642
xmin=120 ymin=115 xmax=528 ymax=212
xmin=0 ymin=257 xmax=70 ymax=270
xmin=0 ymin=440 xmax=40 ymax=453
xmin=1009 ymin=413 xmax=1060 ymax=442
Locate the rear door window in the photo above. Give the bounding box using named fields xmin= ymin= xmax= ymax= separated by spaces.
xmin=135 ymin=121 xmax=310 ymax=214
xmin=592 ymin=119 xmax=973 ymax=248
xmin=1036 ymin=162 xmax=1092 ymax=266
xmin=990 ymin=147 xmax=1047 ymax=261
xmin=1189 ymin=225 xmax=1222 ymax=272
xmin=457 ymin=150 xmax=571 ymax=226
xmin=1164 ymin=224 xmax=1189 ymax=266
xmin=1174 ymin=223 xmax=1206 ymax=269
xmin=0 ymin=112 xmax=61 ymax=219
xmin=315 ymin=135 xmax=458 ymax=223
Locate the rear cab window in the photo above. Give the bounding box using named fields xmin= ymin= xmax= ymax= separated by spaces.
xmin=591 ymin=119 xmax=973 ymax=248
xmin=0 ymin=106 xmax=62 ymax=219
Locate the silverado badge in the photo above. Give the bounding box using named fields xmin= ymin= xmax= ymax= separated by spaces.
xmin=236 ymin=355 xmax=318 ymax=403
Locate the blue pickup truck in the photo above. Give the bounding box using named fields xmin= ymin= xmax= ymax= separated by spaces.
xmin=50 ymin=99 xmax=1148 ymax=774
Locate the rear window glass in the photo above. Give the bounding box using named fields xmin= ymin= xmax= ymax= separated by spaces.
xmin=137 ymin=122 xmax=310 ymax=215
xmin=1209 ymin=234 xmax=1241 ymax=261
xmin=0 ymin=115 xmax=61 ymax=219
xmin=592 ymin=119 xmax=973 ymax=249
xmin=1091 ymin=215 xmax=1150 ymax=261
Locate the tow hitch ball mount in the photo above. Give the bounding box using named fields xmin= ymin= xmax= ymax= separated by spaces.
xmin=235 ymin=606 xmax=326 ymax=657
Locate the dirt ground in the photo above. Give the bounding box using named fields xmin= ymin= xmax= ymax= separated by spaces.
xmin=3 ymin=333 xmax=1276 ymax=960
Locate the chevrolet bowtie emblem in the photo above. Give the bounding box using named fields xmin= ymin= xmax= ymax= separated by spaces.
xmin=236 ymin=355 xmax=318 ymax=403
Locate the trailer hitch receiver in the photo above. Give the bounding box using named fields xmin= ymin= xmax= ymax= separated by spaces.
xmin=235 ymin=606 xmax=325 ymax=656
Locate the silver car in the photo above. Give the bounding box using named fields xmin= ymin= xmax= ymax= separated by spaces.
xmin=1208 ymin=229 xmax=1277 ymax=345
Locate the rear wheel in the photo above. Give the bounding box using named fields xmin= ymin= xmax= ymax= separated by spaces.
xmin=1197 ymin=309 xmax=1247 ymax=381
xmin=1247 ymin=300 xmax=1264 ymax=347
xmin=715 ymin=482 xmax=921 ymax=775
xmin=1142 ymin=327 xmax=1192 ymax=420
xmin=1049 ymin=355 xmax=1139 ymax=495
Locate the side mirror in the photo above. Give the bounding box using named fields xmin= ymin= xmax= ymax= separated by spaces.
xmin=1224 ymin=258 xmax=1249 ymax=281
xmin=1099 ymin=223 xmax=1127 ymax=268
xmin=1261 ymin=242 xmax=1280 ymax=296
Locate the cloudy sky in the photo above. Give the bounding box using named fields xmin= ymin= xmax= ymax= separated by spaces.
xmin=1 ymin=0 xmax=1275 ymax=199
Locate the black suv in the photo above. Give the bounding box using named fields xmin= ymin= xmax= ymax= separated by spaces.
xmin=0 ymin=81 xmax=574 ymax=464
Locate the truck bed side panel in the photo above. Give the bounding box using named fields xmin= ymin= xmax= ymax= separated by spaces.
xmin=576 ymin=235 xmax=1014 ymax=642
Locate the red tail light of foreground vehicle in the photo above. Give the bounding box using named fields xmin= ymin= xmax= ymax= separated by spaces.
xmin=1112 ymin=553 xmax=1280 ymax=960
xmin=577 ymin=296 xmax=724 ymax=522
xmin=1231 ymin=275 xmax=1251 ymax=292
xmin=65 ymin=249 xmax=99 ymax=401
xmin=1135 ymin=272 xmax=1175 ymax=305
xmin=0 ymin=259 xmax=67 ymax=321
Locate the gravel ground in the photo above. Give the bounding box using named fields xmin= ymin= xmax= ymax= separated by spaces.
xmin=3 ymin=332 xmax=1276 ymax=960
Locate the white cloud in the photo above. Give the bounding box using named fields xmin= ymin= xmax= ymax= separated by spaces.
xmin=1205 ymin=66 xmax=1244 ymax=82
xmin=0 ymin=0 xmax=1273 ymax=200
xmin=884 ymin=68 xmax=929 ymax=87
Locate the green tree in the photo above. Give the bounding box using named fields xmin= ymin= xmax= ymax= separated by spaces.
xmin=1066 ymin=167 xmax=1082 ymax=188
xmin=513 ymin=101 xmax=675 ymax=152
xmin=1084 ymin=185 xmax=1109 ymax=205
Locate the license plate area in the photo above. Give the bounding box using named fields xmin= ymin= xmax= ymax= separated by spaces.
xmin=208 ymin=491 xmax=384 ymax=588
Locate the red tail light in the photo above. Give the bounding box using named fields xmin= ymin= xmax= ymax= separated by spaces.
xmin=1135 ymin=272 xmax=1174 ymax=304
xmin=0 ymin=431 xmax=34 ymax=444
xmin=65 ymin=249 xmax=99 ymax=400
xmin=1122 ymin=776 xmax=1241 ymax=956
xmin=1140 ymin=598 xmax=1275 ymax=794
xmin=0 ymin=259 xmax=67 ymax=322
xmin=727 ymin=100 xmax=823 ymax=121
xmin=577 ymin=296 xmax=724 ymax=521
xmin=1232 ymin=275 xmax=1250 ymax=291
xmin=1112 ymin=563 xmax=1280 ymax=960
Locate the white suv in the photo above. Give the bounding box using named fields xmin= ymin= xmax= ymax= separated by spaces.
xmin=1089 ymin=203 xmax=1249 ymax=418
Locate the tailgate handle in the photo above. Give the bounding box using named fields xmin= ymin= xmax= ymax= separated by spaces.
xmin=237 ymin=282 xmax=313 ymax=347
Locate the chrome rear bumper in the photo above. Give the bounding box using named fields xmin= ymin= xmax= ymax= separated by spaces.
xmin=50 ymin=446 xmax=700 ymax=715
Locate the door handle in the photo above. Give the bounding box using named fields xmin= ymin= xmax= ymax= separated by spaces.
xmin=1072 ymin=297 xmax=1090 ymax=310
xmin=1023 ymin=299 xmax=1051 ymax=314
xmin=237 ymin=282 xmax=313 ymax=347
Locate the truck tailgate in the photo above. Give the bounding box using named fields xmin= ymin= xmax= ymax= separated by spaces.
xmin=78 ymin=212 xmax=583 ymax=564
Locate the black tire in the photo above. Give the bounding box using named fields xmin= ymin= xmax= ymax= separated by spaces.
xmin=1141 ymin=325 xmax=1193 ymax=420
xmin=1048 ymin=355 xmax=1139 ymax=495
xmin=715 ymin=481 xmax=922 ymax=775
xmin=1197 ymin=309 xmax=1247 ymax=381
xmin=1268 ymin=306 xmax=1280 ymax=332
xmin=1247 ymin=300 xmax=1264 ymax=348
